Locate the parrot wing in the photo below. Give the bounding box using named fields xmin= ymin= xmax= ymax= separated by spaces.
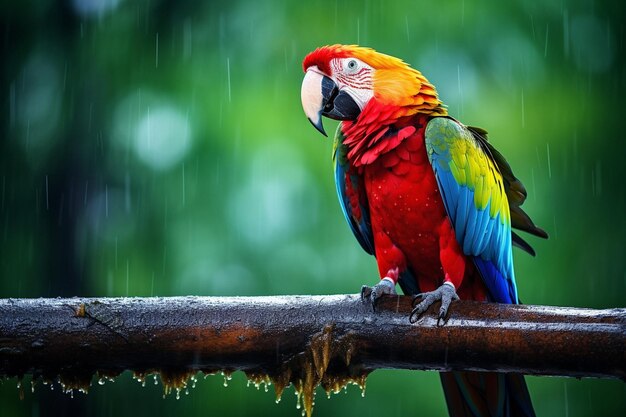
xmin=466 ymin=126 xmax=548 ymax=257
xmin=333 ymin=126 xmax=375 ymax=255
xmin=425 ymin=117 xmax=518 ymax=304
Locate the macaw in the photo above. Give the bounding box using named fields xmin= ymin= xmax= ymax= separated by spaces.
xmin=300 ymin=44 xmax=548 ymax=417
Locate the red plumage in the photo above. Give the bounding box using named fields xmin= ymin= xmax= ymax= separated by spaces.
xmin=344 ymin=111 xmax=488 ymax=301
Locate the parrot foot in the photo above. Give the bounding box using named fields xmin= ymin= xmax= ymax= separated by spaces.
xmin=410 ymin=282 xmax=459 ymax=325
xmin=360 ymin=277 xmax=397 ymax=311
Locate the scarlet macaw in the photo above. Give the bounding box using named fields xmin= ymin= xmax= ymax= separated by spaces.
xmin=300 ymin=44 xmax=547 ymax=417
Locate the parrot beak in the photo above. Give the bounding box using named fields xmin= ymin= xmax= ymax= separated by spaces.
xmin=301 ymin=68 xmax=328 ymax=136
xmin=301 ymin=67 xmax=361 ymax=137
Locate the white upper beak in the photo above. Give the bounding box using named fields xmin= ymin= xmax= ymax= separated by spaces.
xmin=300 ymin=67 xmax=326 ymax=136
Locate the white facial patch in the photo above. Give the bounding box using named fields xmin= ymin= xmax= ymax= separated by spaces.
xmin=330 ymin=58 xmax=375 ymax=110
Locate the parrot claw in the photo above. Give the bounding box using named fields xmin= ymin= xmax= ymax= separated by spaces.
xmin=361 ymin=278 xmax=397 ymax=311
xmin=410 ymin=282 xmax=460 ymax=325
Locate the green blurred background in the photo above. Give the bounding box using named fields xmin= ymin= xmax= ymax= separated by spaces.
xmin=1 ymin=0 xmax=625 ymax=416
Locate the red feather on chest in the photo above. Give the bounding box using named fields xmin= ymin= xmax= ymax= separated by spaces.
xmin=344 ymin=117 xmax=487 ymax=300
xmin=363 ymin=125 xmax=448 ymax=291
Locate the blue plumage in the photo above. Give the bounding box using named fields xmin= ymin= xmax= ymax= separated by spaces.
xmin=473 ymin=257 xmax=514 ymax=304
xmin=425 ymin=117 xmax=519 ymax=305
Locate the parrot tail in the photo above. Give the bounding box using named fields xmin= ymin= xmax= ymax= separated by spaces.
xmin=440 ymin=371 xmax=536 ymax=417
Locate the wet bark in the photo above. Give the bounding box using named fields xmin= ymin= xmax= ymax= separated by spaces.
xmin=0 ymin=295 xmax=624 ymax=382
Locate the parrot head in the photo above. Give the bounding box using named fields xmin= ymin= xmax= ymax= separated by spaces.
xmin=301 ymin=44 xmax=446 ymax=136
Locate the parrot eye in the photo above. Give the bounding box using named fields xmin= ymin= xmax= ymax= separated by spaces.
xmin=346 ymin=59 xmax=358 ymax=73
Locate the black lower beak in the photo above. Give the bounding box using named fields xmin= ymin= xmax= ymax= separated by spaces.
xmin=320 ymin=76 xmax=361 ymax=121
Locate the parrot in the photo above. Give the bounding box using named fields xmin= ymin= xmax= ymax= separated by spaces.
xmin=300 ymin=44 xmax=548 ymax=417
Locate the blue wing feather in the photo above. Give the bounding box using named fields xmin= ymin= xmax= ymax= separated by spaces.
xmin=473 ymin=257 xmax=513 ymax=304
xmin=333 ymin=127 xmax=375 ymax=255
xmin=428 ymin=121 xmax=535 ymax=416
xmin=464 ymin=204 xmax=478 ymax=255
xmin=472 ymin=207 xmax=489 ymax=255
xmin=425 ymin=117 xmax=518 ymax=304
xmin=454 ymin=187 xmax=469 ymax=244
xmin=441 ymin=171 xmax=458 ymax=221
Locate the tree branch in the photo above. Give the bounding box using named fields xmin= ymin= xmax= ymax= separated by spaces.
xmin=1 ymin=296 xmax=624 ymax=414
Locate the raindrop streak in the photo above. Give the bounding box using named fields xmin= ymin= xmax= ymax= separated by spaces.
xmin=9 ymin=82 xmax=15 ymax=128
xmin=105 ymin=184 xmax=109 ymax=218
xmin=126 ymin=259 xmax=129 ymax=296
xmin=521 ymin=89 xmax=525 ymax=128
xmin=457 ymin=64 xmax=463 ymax=118
xmin=155 ymin=32 xmax=159 ymax=68
xmin=63 ymin=62 xmax=68 ymax=94
xmin=45 ymin=175 xmax=49 ymax=210
xmin=88 ymin=103 xmax=93 ymax=133
xmin=563 ymin=9 xmax=570 ymax=57
xmin=284 ymin=47 xmax=289 ymax=73
xmin=182 ymin=163 xmax=186 ymax=207
xmin=25 ymin=121 xmax=30 ymax=150
xmin=594 ymin=161 xmax=602 ymax=196
xmin=405 ymin=16 xmax=410 ymax=42
xmin=125 ymin=172 xmax=131 ymax=213
xmin=227 ymin=58 xmax=232 ymax=103
xmin=546 ymin=143 xmax=552 ymax=179
xmin=183 ymin=19 xmax=192 ymax=60
xmin=162 ymin=244 xmax=167 ymax=275
xmin=147 ymin=107 xmax=151 ymax=149
xmin=553 ymin=216 xmax=558 ymax=239
xmin=531 ymin=168 xmax=536 ymax=201
xmin=543 ymin=24 xmax=550 ymax=57
xmin=461 ymin=0 xmax=465 ymax=26
xmin=357 ymin=18 xmax=360 ymax=44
